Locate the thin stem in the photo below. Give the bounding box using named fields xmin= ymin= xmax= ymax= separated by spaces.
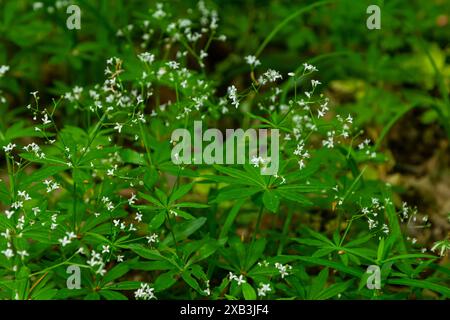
xmin=73 ymin=181 xmax=77 ymax=232
xmin=5 ymin=155 xmax=15 ymax=199
xmin=278 ymin=207 xmax=294 ymax=255
xmin=251 ymin=204 xmax=264 ymax=245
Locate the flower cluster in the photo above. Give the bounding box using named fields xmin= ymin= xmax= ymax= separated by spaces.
xmin=134 ymin=283 xmax=156 ymax=300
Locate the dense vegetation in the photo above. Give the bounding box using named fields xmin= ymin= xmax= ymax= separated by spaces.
xmin=0 ymin=0 xmax=448 ymax=300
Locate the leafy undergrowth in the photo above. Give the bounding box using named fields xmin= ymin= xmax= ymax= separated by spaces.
xmin=0 ymin=1 xmax=449 ymax=300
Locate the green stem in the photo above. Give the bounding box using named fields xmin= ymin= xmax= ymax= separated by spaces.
xmin=251 ymin=204 xmax=264 ymax=245
xmin=277 ymin=207 xmax=294 ymax=255
xmin=5 ymin=155 xmax=15 ymax=199
xmin=73 ymin=180 xmax=77 ymax=232
xmin=255 ymin=0 xmax=333 ymax=58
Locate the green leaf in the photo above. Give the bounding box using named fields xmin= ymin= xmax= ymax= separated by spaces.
xmin=262 ymin=190 xmax=280 ymax=213
xmin=138 ymin=192 xmax=163 ymax=207
xmin=316 ymin=280 xmax=354 ymax=300
xmin=162 ymin=217 xmax=207 ymax=246
xmin=171 ymin=208 xmax=194 ymax=220
xmin=18 ymin=165 xmax=67 ymax=188
xmin=176 ymin=202 xmax=209 ymax=208
xmin=213 ymin=165 xmax=264 ymax=187
xmin=154 ymin=271 xmax=178 ymax=292
xmin=387 ymin=278 xmax=450 ymax=297
xmin=246 ymin=239 xmax=267 ymax=270
xmin=304 ymin=228 xmax=335 ymax=246
xmin=290 ymin=256 xmax=363 ymax=277
xmin=102 ymin=263 xmax=129 ymax=284
xmin=310 ymin=268 xmax=329 ymax=298
xmin=155 ymin=188 xmax=168 ymax=205
xmin=129 ymin=261 xmax=176 ymax=271
xmin=149 ymin=211 xmax=166 ymax=230
xmin=219 ymin=199 xmax=245 ymax=240
xmin=181 ymin=271 xmax=203 ymax=294
xmin=242 ymin=283 xmax=256 ymax=300
xmin=169 ymin=183 xmax=194 ymax=203
xmin=105 ymin=281 xmax=143 ymax=290
xmin=188 ymin=240 xmax=222 ymax=265
xmin=17 ymin=267 xmax=30 ymax=300
xmin=276 ymin=189 xmax=313 ymax=206
xmin=84 ymin=292 xmax=101 ymax=300
xmin=345 ymin=233 xmax=374 ymax=247
xmin=292 ymin=238 xmax=327 ymax=247
xmin=212 ymin=186 xmax=261 ymax=203
xmin=100 ymin=290 xmax=128 ymax=300
xmin=31 ymin=288 xmax=58 ymax=300
xmin=382 ymin=254 xmax=437 ymax=264
xmin=121 ymin=244 xmax=163 ymax=261
xmin=377 ymin=238 xmax=385 ymax=263
xmin=119 ymin=149 xmax=146 ymax=165
xmin=312 ymin=248 xmax=335 ymax=258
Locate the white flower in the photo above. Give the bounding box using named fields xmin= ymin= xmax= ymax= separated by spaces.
xmin=228 ymin=272 xmax=237 ymax=281
xmin=303 ymin=63 xmax=318 ymax=72
xmin=167 ymin=61 xmax=180 ymax=70
xmin=3 ymin=143 xmax=16 ymax=153
xmin=17 ymin=250 xmax=29 ymax=259
xmin=32 ymin=2 xmax=43 ymax=10
xmin=128 ymin=193 xmax=137 ymax=206
xmin=42 ymin=113 xmax=51 ymax=125
xmin=200 ymin=50 xmax=208 ymax=60
xmin=169 ymin=209 xmax=177 ymax=217
xmin=298 ymin=159 xmax=305 ymax=169
xmin=135 ymin=212 xmax=143 ymax=222
xmin=114 ymin=123 xmax=123 ymax=133
xmin=5 ymin=210 xmax=14 ymax=219
xmin=235 ymin=275 xmax=246 ymax=286
xmin=258 ymin=69 xmax=282 ymax=85
xmin=44 ymin=180 xmax=60 ymax=193
xmin=67 ymin=232 xmax=77 ymax=240
xmin=2 ymin=248 xmax=14 ymax=259
xmin=227 ymin=85 xmax=239 ymax=108
xmin=275 ymin=262 xmax=292 ymax=278
xmin=257 ymin=283 xmax=272 ymax=297
xmin=251 ymin=156 xmax=266 ymax=168
xmin=228 ymin=272 xmax=246 ymax=285
xmin=346 ymin=114 xmax=353 ymax=124
xmin=102 ymin=245 xmax=110 ymax=254
xmin=11 ymin=201 xmax=23 ymax=210
xmin=322 ymin=131 xmax=335 ymax=149
xmin=146 ymin=233 xmax=159 ymax=244
xmin=244 ymin=55 xmax=261 ymax=67
xmin=430 ymin=240 xmax=448 ymax=256
xmin=257 ymin=260 xmax=269 ymax=267
xmin=18 ymin=190 xmax=31 ymax=201
xmin=0 ymin=65 xmax=10 ymax=77
xmin=138 ymin=52 xmax=155 ymax=64
xmin=311 ymin=80 xmax=321 ymax=87
xmin=134 ymin=283 xmax=156 ymax=300
xmin=58 ymin=237 xmax=71 ymax=247
xmin=1 ymin=229 xmax=11 ymax=239
xmin=152 ymin=3 xmax=166 ymax=19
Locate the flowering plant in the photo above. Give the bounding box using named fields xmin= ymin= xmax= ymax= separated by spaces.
xmin=0 ymin=0 xmax=448 ymax=300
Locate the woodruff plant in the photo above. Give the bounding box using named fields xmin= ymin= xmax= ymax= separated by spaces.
xmin=0 ymin=1 xmax=448 ymax=300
